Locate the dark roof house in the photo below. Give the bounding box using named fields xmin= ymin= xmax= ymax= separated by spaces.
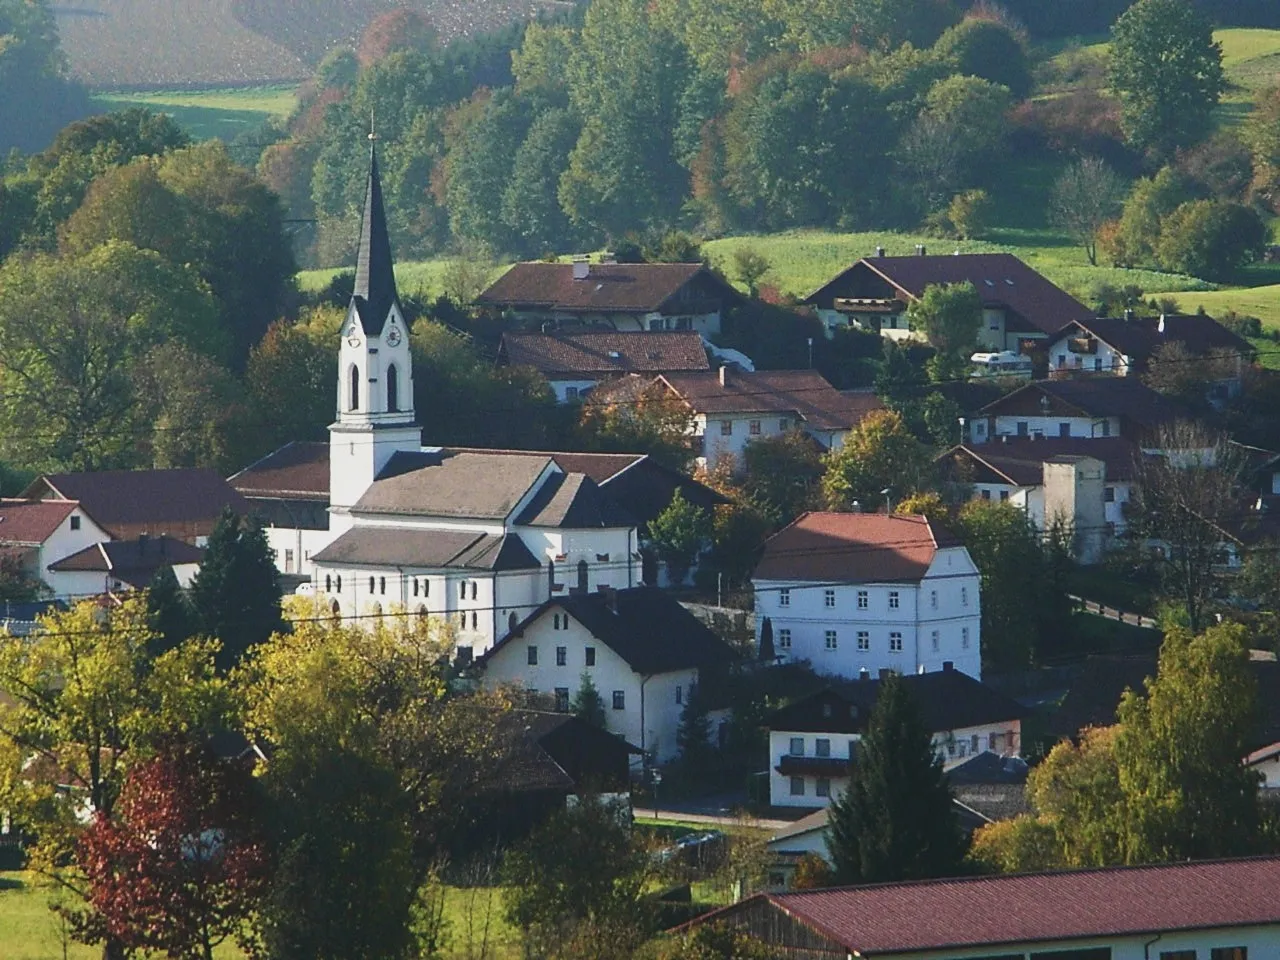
xmin=1052 ymin=314 xmax=1254 ymax=371
xmin=980 ymin=376 xmax=1189 ymax=438
xmin=23 ymin=469 xmax=250 ymax=543
xmin=658 ymin=368 xmax=885 ymax=434
xmin=938 ymin=437 xmax=1141 ymax=488
xmin=48 ymin=535 xmax=204 ymax=590
xmin=498 ymin=330 xmax=710 ymax=379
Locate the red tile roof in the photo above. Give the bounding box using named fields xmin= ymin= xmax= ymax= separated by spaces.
xmin=476 ymin=262 xmax=738 ymax=314
xmin=0 ymin=499 xmax=80 ymax=545
xmin=660 ymin=369 xmax=884 ymax=432
xmin=725 ymin=856 xmax=1280 ymax=955
xmin=805 ymin=253 xmax=1094 ymax=336
xmin=500 ymin=330 xmax=710 ymax=378
xmin=753 ymin=512 xmax=962 ymax=584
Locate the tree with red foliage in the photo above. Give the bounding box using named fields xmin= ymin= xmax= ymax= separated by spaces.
xmin=357 ymin=9 xmax=438 ymax=68
xmin=78 ymin=742 xmax=268 ymax=960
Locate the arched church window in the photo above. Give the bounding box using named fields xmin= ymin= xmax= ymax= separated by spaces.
xmin=508 ymin=611 xmax=518 ymax=633
xmin=577 ymin=559 xmax=588 ymax=593
xmin=387 ymin=364 xmax=399 ymax=412
xmin=336 ymin=575 xmax=342 ymax=592
xmin=330 ymin=599 xmax=340 ymax=618
xmin=325 ymin=574 xmax=332 ymax=592
xmin=348 ymin=364 xmax=360 ymax=411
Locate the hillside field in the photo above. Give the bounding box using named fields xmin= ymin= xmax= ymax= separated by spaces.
xmin=91 ymin=86 xmax=298 ymax=143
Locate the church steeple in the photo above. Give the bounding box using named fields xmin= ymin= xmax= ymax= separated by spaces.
xmin=329 ymin=137 xmax=420 ymax=534
xmin=351 ymin=141 xmax=398 ymax=336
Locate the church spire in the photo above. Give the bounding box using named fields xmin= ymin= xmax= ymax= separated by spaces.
xmin=352 ymin=132 xmax=398 ymax=336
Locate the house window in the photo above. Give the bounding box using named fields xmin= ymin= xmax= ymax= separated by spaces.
xmin=749 ymin=420 xmax=762 ymax=436
xmin=824 ymin=589 xmax=835 ymax=608
xmin=284 ymin=549 xmax=294 ymax=573
xmin=527 ymin=646 xmax=538 ymax=665
xmin=379 ymin=576 xmax=386 ymax=595
xmin=857 ymin=631 xmax=869 ymax=651
xmin=815 ymin=738 xmax=831 ymax=757
xmin=554 ymin=688 xmax=570 ymax=713
xmin=1101 ymin=420 xmax=1111 ymax=437
xmin=1211 ymin=949 xmax=1248 ymax=960
xmin=1059 ymin=422 xmax=1070 ymax=437
xmin=1104 ymin=486 xmax=1116 ymax=503
xmin=779 ymin=589 xmax=790 ymax=607
xmin=720 ymin=420 xmax=733 ymax=436
xmin=790 ymin=737 xmax=804 ymax=756
xmin=779 ymin=419 xmax=789 ymax=431
xmin=790 ymin=777 xmax=805 ymax=796
xmin=423 ymin=579 xmax=429 ymax=596
xmin=816 ymin=777 xmax=831 ymax=798
xmin=556 ymin=646 xmax=567 ymax=666
xmin=930 ymin=589 xmax=937 ymax=609
xmin=962 ymin=627 xmax=970 ymax=649
xmin=70 ymin=515 xmax=81 ymax=531
xmin=585 ymin=647 xmax=596 ymax=666
xmin=1094 ymin=357 xmax=1103 ymax=371
xmin=459 ymin=612 xmax=466 ymax=628
xmin=980 ymin=489 xmax=991 ymax=500
xmin=970 ymin=734 xmax=980 ymax=753
xmin=778 ymin=629 xmax=792 ymax=649
xmin=612 ymin=690 xmax=626 ymax=710
xmin=456 ymin=646 xmax=473 ymax=665
xmin=369 ymin=576 xmax=375 ymax=593
xmin=961 ymin=587 xmax=968 ymax=606
xmin=565 ymin=386 xmax=579 ymax=400
xmin=676 ymin=685 xmax=683 ymax=705
xmin=890 ymin=632 xmax=903 ymax=652
xmin=999 ymin=490 xmax=1009 ymax=501
xmin=553 ymin=613 xmax=560 ymax=629
xmin=824 ymin=630 xmax=837 ymax=650
xmin=931 ymin=630 xmax=939 ymax=652
xmin=888 ymin=591 xmax=899 ymax=609
xmin=857 ymin=590 xmax=868 ymax=609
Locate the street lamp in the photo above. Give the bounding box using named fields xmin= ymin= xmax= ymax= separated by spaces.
xmin=958 ymin=416 xmax=967 ymax=445
xmin=651 ymin=769 xmax=663 ymax=819
xmin=807 ymin=337 xmax=814 ymax=369
xmin=881 ymin=487 xmax=893 ymax=514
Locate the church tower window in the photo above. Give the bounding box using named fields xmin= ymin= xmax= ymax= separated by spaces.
xmin=348 ymin=364 xmax=360 ymax=411
xmin=387 ymin=363 xmax=399 ymax=413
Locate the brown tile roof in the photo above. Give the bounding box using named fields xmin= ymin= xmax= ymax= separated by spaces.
xmin=312 ymin=527 xmax=540 ymax=571
xmin=660 ymin=369 xmax=884 ymax=432
xmin=499 ymin=331 xmax=709 ymax=377
xmin=513 ymin=473 xmax=636 ymax=528
xmin=753 ymin=512 xmax=962 ymax=584
xmin=229 ymin=441 xmax=330 ymax=500
xmin=719 ymin=857 xmax=1280 ymax=955
xmin=476 ymin=262 xmax=739 ymax=314
xmin=49 ymin=536 xmax=204 ymax=587
xmin=939 ymin=437 xmax=1141 ymax=487
xmin=981 ymin=376 xmax=1187 ymax=429
xmin=0 ymin=499 xmax=79 ymax=545
xmin=804 ymin=253 xmax=1094 ymax=336
xmin=355 ymin=450 xmax=554 ymax=521
xmin=24 ymin=469 xmax=250 ymax=537
xmin=1063 ymin=314 xmax=1254 ymax=363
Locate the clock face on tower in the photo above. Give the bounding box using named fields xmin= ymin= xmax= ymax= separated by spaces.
xmin=345 ymin=322 xmax=361 ymax=348
xmin=386 ymin=325 xmax=402 ymax=347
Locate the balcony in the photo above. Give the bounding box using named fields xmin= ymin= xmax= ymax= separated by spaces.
xmin=1067 ymin=337 xmax=1098 ymax=355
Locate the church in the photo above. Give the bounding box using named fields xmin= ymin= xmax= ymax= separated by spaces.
xmin=234 ymin=146 xmax=643 ymax=660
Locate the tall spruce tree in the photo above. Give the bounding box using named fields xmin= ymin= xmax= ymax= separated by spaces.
xmin=146 ymin=563 xmax=196 ymax=658
xmin=675 ymin=681 xmax=713 ymax=769
xmin=189 ymin=508 xmax=282 ymax=671
xmin=827 ymin=674 xmax=966 ymax=884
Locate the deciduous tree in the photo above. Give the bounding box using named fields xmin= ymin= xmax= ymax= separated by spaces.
xmin=907 ymin=281 xmax=982 ymax=359
xmin=1049 ymin=156 xmax=1127 ymax=266
xmin=647 ymin=491 xmax=714 ymax=586
xmin=1155 ymin=199 xmax=1268 ymax=282
xmin=822 ymin=409 xmax=933 ymax=512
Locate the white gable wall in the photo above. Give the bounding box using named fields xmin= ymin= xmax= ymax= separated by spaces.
xmin=39 ymin=509 xmax=115 ymax=599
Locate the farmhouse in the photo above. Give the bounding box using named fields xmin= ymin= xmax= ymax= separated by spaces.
xmin=753 ymin=512 xmax=982 ymax=679
xmin=475 ymin=260 xmax=743 ymax=338
xmin=683 ymin=856 xmax=1280 ymax=958
xmin=0 ymin=498 xmax=111 ymax=600
xmin=802 ymin=252 xmax=1093 ymax=351
xmin=497 ymin=329 xmax=710 ymax=402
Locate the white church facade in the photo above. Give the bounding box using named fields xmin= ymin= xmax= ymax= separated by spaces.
xmin=242 ymin=146 xmax=642 ymax=658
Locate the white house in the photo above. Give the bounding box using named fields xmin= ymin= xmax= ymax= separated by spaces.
xmin=764 ymin=668 xmax=1026 ymax=809
xmin=474 ymin=260 xmax=742 ymax=339
xmin=478 ymin=586 xmax=737 ymax=765
xmin=641 ymin=368 xmax=883 ymax=472
xmin=46 ymin=535 xmax=203 ymax=598
xmin=753 ymin=512 xmax=982 ymax=679
xmin=0 ymin=499 xmax=112 ymax=600
xmin=691 ymin=855 xmax=1280 ymax=959
xmin=496 ymin=330 xmax=710 ymax=403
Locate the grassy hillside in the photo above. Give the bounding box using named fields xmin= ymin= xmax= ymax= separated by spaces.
xmin=92 ymin=86 xmax=297 ymax=142
xmin=1152 ymin=284 xmax=1280 ymax=328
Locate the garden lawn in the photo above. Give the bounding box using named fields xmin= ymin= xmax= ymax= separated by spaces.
xmin=91 ymin=85 xmax=297 ymax=142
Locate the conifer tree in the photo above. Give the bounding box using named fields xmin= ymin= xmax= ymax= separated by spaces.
xmin=758 ymin=617 xmax=775 ymax=661
xmin=572 ymin=672 xmax=607 ymax=729
xmin=675 ymin=681 xmax=712 ymax=769
xmin=146 ymin=563 xmax=196 ymax=658
xmin=827 ymin=674 xmax=966 ymax=884
xmin=189 ymin=508 xmax=282 ymax=672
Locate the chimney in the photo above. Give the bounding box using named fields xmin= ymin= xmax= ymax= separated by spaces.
xmin=719 ymin=364 xmax=728 ymax=388
xmin=1124 ymin=307 xmax=1135 ymax=321
xmin=875 ymin=246 xmax=885 ymax=258
xmin=572 ymin=259 xmax=589 ymax=281
xmin=915 ymin=244 xmax=927 ymax=256
xmin=859 ymin=668 xmax=870 ymax=682
xmin=943 ymin=660 xmax=954 ymax=672
xmin=878 ymin=668 xmax=893 ymax=680
xmin=601 ymin=585 xmax=618 ymax=613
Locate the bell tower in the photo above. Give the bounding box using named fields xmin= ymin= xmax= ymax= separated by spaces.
xmin=329 ymin=134 xmax=421 ymax=533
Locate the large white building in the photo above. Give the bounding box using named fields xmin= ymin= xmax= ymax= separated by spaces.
xmin=238 ymin=147 xmax=642 ymax=659
xmin=753 ymin=512 xmax=982 ymax=680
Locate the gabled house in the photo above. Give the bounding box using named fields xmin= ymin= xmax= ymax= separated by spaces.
xmin=478 ymin=586 xmax=737 ymax=765
xmin=475 ymin=261 xmax=743 ymax=338
xmin=938 ymin=437 xmax=1140 ymax=558
xmin=47 ymin=535 xmax=204 ymax=597
xmin=21 ymin=469 xmax=250 ymax=546
xmin=764 ymin=668 xmax=1026 ymax=808
xmin=753 ymin=512 xmax=982 ymax=679
xmin=1047 ymin=313 xmax=1252 ymax=398
xmin=684 ymin=856 xmax=1280 ymax=958
xmin=0 ymin=499 xmax=111 ymax=599
xmin=802 ymin=252 xmax=1094 ymax=350
xmin=643 ymin=367 xmax=883 ymax=471
xmin=497 ymin=330 xmax=710 ymax=403
xmin=228 ymin=440 xmax=331 ymax=580
xmin=972 ymin=375 xmax=1188 ymax=447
